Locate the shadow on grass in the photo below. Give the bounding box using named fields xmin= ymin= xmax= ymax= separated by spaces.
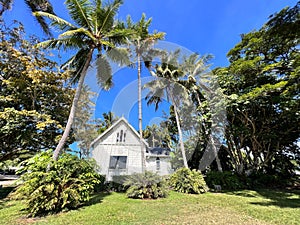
xmin=224 ymin=189 xmax=300 ymax=208
xmin=251 ymin=189 xmax=300 ymax=208
xmin=84 ymin=191 xmax=112 ymax=207
xmin=223 ymin=190 xmax=257 ymax=198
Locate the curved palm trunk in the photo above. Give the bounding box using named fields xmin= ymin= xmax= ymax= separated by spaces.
xmin=53 ymin=50 xmax=93 ymax=161
xmin=170 ymin=91 xmax=188 ymax=168
xmin=137 ymin=51 xmax=146 ymax=172
xmin=195 ymin=93 xmax=222 ymax=172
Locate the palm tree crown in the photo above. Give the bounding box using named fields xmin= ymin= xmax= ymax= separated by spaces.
xmin=34 ymin=0 xmax=133 ymax=160
xmin=125 ymin=13 xmax=164 ymax=172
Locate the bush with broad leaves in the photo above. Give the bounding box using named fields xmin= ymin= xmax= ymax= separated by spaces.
xmin=11 ymin=151 xmax=102 ymax=217
xmin=169 ymin=168 xmax=209 ymax=194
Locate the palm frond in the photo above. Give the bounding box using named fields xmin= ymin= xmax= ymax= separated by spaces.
xmin=144 ymin=80 xmax=165 ymax=111
xmin=33 ymin=11 xmax=76 ymax=31
xmin=105 ymin=28 xmax=134 ymax=38
xmin=106 ymin=47 xmax=131 ymax=66
xmin=36 ymin=37 xmax=86 ymax=51
xmin=92 ymin=0 xmax=103 ymax=33
xmin=171 ymin=82 xmax=191 ymax=106
xmin=0 ymin=0 xmax=13 ymax=16
xmin=98 ymin=0 xmax=123 ymax=35
xmin=62 ymin=48 xmax=91 ymax=84
xmin=126 ymin=15 xmax=133 ymax=29
xmin=142 ymin=48 xmax=165 ymax=69
xmin=99 ymin=40 xmax=115 ymax=48
xmin=105 ymin=28 xmax=134 ymax=46
xmin=59 ymin=27 xmax=96 ymax=42
xmin=25 ymin=0 xmax=55 ymax=36
xmin=96 ymin=55 xmax=113 ymax=90
xmin=65 ymin=0 xmax=93 ymax=29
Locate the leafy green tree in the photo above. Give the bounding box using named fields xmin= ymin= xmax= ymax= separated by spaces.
xmin=0 ymin=20 xmax=73 ymax=162
xmin=73 ymin=85 xmax=99 ymax=158
xmin=214 ymin=2 xmax=300 ymax=176
xmin=34 ymin=0 xmax=132 ymax=160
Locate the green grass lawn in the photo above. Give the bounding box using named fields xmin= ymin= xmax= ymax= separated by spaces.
xmin=0 ymin=187 xmax=299 ymax=225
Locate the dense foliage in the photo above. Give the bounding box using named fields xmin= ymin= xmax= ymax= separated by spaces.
xmin=73 ymin=85 xmax=99 ymax=158
xmin=205 ymin=171 xmax=245 ymax=190
xmin=11 ymin=151 xmax=102 ymax=217
xmin=0 ymin=20 xmax=73 ymax=162
xmin=169 ymin=168 xmax=209 ymax=194
xmin=213 ymin=2 xmax=300 ymax=177
xmin=124 ymin=171 xmax=169 ymax=199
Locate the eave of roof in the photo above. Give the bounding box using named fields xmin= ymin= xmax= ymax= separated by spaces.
xmin=90 ymin=117 xmax=149 ymax=148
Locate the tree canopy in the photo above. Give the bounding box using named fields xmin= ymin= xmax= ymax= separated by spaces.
xmin=214 ymin=2 xmax=300 ymax=176
xmin=0 ymin=20 xmax=73 ymax=162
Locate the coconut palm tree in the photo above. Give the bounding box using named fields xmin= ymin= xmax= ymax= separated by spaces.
xmin=180 ymin=54 xmax=223 ymax=172
xmin=0 ymin=0 xmax=55 ymax=36
xmin=34 ymin=0 xmax=132 ymax=160
xmin=145 ymin=50 xmax=190 ymax=168
xmin=126 ymin=14 xmax=164 ymax=172
xmin=146 ymin=51 xmax=223 ymax=170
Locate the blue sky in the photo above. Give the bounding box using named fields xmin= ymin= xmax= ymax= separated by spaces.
xmin=3 ymin=0 xmax=298 ymax=131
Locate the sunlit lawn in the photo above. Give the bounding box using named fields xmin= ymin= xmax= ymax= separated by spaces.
xmin=0 ymin=187 xmax=299 ymax=225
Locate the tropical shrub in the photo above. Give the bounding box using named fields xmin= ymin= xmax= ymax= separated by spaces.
xmin=205 ymin=171 xmax=246 ymax=190
xmin=247 ymin=172 xmax=291 ymax=188
xmin=169 ymin=168 xmax=208 ymax=194
xmin=104 ymin=175 xmax=130 ymax=192
xmin=124 ymin=171 xmax=169 ymax=199
xmin=11 ymin=151 xmax=102 ymax=217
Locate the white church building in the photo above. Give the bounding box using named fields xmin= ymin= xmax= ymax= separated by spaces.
xmin=90 ymin=117 xmax=173 ymax=181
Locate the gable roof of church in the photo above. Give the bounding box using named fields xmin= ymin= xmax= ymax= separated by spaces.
xmin=90 ymin=117 xmax=149 ymax=148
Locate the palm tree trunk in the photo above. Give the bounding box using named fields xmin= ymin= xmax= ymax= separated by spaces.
xmin=53 ymin=50 xmax=93 ymax=161
xmin=195 ymin=92 xmax=222 ymax=171
xmin=137 ymin=50 xmax=146 ymax=172
xmin=210 ymin=136 xmax=223 ymax=172
xmin=169 ymin=91 xmax=188 ymax=168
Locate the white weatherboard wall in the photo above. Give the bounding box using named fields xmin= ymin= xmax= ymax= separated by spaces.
xmin=91 ymin=120 xmax=145 ymax=181
xmin=146 ymin=156 xmax=173 ymax=176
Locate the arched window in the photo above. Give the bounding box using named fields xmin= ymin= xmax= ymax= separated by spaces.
xmin=123 ymin=132 xmax=126 ymax=142
xmin=116 ymin=132 xmax=119 ymax=142
xmin=120 ymin=130 xmax=123 ymax=142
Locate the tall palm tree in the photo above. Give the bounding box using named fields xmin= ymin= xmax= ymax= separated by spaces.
xmin=126 ymin=14 xmax=164 ymax=172
xmin=0 ymin=0 xmax=55 ymax=36
xmin=146 ymin=51 xmax=222 ymax=170
xmin=180 ymin=54 xmax=223 ymax=172
xmin=145 ymin=50 xmax=190 ymax=168
xmin=34 ymin=0 xmax=132 ymax=160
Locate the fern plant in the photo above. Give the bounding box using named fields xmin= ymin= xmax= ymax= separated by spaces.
xmin=169 ymin=168 xmax=209 ymax=194
xmin=11 ymin=151 xmax=102 ymax=217
xmin=124 ymin=171 xmax=169 ymax=199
